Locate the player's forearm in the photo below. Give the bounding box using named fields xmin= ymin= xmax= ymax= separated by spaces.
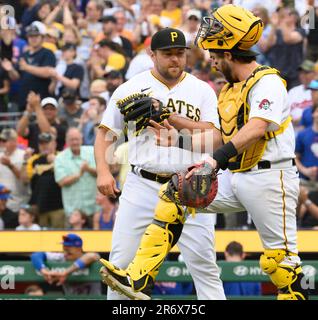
xmin=169 ymin=114 xmax=214 ymax=132
xmin=230 ymin=118 xmax=268 ymax=154
xmin=94 ymin=128 xmax=117 ymax=175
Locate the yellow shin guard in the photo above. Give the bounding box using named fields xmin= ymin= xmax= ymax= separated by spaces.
xmin=126 ymin=183 xmax=186 ymax=292
xmin=260 ymin=249 xmax=308 ymax=300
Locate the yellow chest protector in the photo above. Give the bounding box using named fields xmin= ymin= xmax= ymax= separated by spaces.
xmin=218 ymin=66 xmax=291 ymax=172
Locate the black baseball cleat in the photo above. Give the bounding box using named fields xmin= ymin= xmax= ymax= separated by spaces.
xmin=100 ymin=259 xmax=151 ymax=300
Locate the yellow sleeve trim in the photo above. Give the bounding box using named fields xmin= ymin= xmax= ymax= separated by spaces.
xmin=98 ymin=124 xmax=119 ymax=136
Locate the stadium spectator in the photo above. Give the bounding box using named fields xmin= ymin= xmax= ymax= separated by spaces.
xmin=0 ymin=128 xmax=30 ymax=214
xmin=20 ymin=0 xmax=40 ymax=38
xmin=24 ymin=132 xmax=64 ymax=229
xmin=93 ymin=191 xmax=117 ymax=230
xmin=58 ymin=88 xmax=83 ymax=128
xmin=251 ymin=6 xmax=271 ymax=66
xmin=299 ymin=79 xmax=318 ymax=129
xmin=25 ymin=284 xmax=44 ymax=296
xmin=104 ymin=70 xmax=124 ymax=97
xmin=289 ymin=60 xmax=316 ymax=128
xmin=16 ymin=93 xmax=68 ymax=152
xmin=49 ymin=43 xmax=84 ymax=99
xmin=263 ymin=7 xmax=306 ymax=90
xmin=30 ymin=233 xmax=101 ymax=295
xmin=89 ymin=39 xmax=127 ymax=79
xmin=77 ymin=0 xmax=104 ymax=48
xmin=0 ymin=17 xmax=27 ymax=111
xmin=125 ymin=37 xmax=153 ymax=80
xmin=54 ymin=128 xmax=99 ymax=220
xmin=68 ymin=209 xmax=90 ymax=230
xmin=79 ymin=96 xmax=106 ymax=146
xmin=5 ymin=21 xmax=57 ymax=111
xmin=223 ymin=241 xmax=261 ymax=296
xmin=0 ymin=184 xmax=18 ymax=230
xmin=0 ymin=61 xmax=10 ymax=113
xmin=180 ymin=9 xmax=201 ymax=46
xmin=295 ymin=86 xmax=318 ymax=191
xmin=16 ymin=204 xmax=41 ymax=231
xmin=96 ymin=15 xmax=133 ymax=59
xmin=298 ymin=185 xmax=318 ymax=229
xmin=161 ymin=0 xmax=183 ymax=28
xmin=113 ymin=10 xmax=136 ymax=47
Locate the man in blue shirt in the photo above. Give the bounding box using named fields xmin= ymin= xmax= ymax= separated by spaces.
xmin=299 ymin=79 xmax=318 ymax=129
xmin=5 ymin=21 xmax=56 ymax=111
xmin=296 ymin=80 xmax=318 ymax=189
xmin=223 ymin=242 xmax=261 ymax=297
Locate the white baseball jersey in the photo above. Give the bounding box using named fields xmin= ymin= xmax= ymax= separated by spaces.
xmin=100 ymin=70 xmax=220 ymax=174
xmin=248 ymin=74 xmax=296 ymax=162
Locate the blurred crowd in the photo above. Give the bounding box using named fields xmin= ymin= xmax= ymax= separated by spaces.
xmin=1 ymin=0 xmax=318 ymax=230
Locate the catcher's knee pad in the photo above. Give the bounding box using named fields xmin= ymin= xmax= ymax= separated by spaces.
xmin=260 ymin=249 xmax=308 ymax=300
xmin=126 ymin=183 xmax=185 ymax=292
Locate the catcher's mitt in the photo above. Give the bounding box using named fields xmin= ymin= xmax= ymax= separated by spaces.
xmin=116 ymin=93 xmax=171 ymax=135
xmin=165 ymin=162 xmax=218 ymax=209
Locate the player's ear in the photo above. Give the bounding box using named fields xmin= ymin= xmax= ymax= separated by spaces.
xmin=148 ymin=49 xmax=155 ymax=59
xmin=224 ymin=51 xmax=233 ymax=61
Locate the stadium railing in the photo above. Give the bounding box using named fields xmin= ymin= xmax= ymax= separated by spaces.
xmin=0 ymin=261 xmax=317 ymax=300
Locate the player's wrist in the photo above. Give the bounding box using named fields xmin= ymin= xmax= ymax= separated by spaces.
xmin=212 ymin=141 xmax=238 ymax=170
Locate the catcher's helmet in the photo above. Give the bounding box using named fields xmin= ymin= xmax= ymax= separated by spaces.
xmin=195 ymin=4 xmax=263 ymax=55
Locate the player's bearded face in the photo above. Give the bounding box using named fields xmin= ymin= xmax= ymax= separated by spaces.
xmin=154 ymin=49 xmax=186 ymax=80
xmin=210 ymin=52 xmax=236 ymax=84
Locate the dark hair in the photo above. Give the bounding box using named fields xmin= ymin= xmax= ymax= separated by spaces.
xmin=73 ymin=209 xmax=90 ymax=229
xmin=20 ymin=204 xmax=39 ymax=223
xmin=25 ymin=284 xmax=44 ymax=295
xmin=225 ymin=241 xmax=244 ymax=256
xmin=214 ymin=51 xmax=257 ymax=64
xmin=89 ymin=96 xmax=107 ymax=106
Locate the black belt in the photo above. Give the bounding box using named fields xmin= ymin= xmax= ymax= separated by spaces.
xmin=228 ymin=159 xmax=296 ymax=171
xmin=131 ymin=165 xmax=172 ymax=184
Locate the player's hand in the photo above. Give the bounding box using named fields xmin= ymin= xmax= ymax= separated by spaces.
xmin=41 ymin=269 xmax=55 ymax=284
xmin=185 ymin=156 xmax=217 ymax=180
xmin=51 ymin=271 xmax=68 ymax=286
xmin=148 ymin=119 xmax=178 ymax=147
xmin=97 ymin=171 xmax=120 ymax=198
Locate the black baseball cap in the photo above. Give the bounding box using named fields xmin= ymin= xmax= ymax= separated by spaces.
xmin=151 ymin=28 xmax=190 ymax=51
